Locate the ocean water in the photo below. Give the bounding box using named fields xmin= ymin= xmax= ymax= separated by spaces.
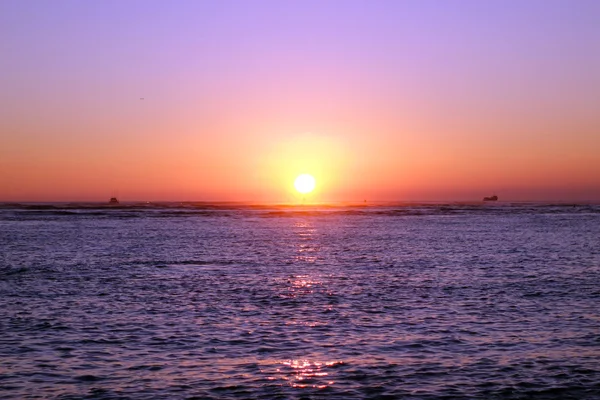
xmin=1 ymin=202 xmax=599 ymax=399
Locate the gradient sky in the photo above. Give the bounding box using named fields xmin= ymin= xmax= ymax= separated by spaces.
xmin=1 ymin=0 xmax=599 ymax=202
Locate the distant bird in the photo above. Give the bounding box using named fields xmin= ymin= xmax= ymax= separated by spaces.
xmin=140 ymin=98 xmax=144 ymax=100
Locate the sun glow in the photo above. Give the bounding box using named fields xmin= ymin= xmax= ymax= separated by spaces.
xmin=294 ymin=174 xmax=316 ymax=194
xmin=261 ymin=132 xmax=347 ymax=202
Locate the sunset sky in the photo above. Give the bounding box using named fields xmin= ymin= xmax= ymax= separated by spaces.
xmin=1 ymin=0 xmax=599 ymax=202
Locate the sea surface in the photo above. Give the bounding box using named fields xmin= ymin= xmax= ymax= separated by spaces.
xmin=1 ymin=202 xmax=599 ymax=399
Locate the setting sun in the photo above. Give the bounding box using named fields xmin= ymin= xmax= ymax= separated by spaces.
xmin=294 ymin=174 xmax=316 ymax=194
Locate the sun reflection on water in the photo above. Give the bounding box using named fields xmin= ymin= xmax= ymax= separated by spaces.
xmin=293 ymin=221 xmax=319 ymax=263
xmin=282 ymin=275 xmax=324 ymax=299
xmin=259 ymin=220 xmax=342 ymax=390
xmin=262 ymin=359 xmax=342 ymax=389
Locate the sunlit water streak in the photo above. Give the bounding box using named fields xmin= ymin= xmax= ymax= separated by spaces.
xmin=1 ymin=202 xmax=599 ymax=399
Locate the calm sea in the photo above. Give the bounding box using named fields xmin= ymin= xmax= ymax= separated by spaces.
xmin=1 ymin=202 xmax=599 ymax=399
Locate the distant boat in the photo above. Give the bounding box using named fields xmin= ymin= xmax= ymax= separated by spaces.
xmin=483 ymin=195 xmax=498 ymax=201
xmin=109 ymin=197 xmax=119 ymax=204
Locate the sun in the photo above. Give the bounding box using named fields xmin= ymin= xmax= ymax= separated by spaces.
xmin=294 ymin=174 xmax=316 ymax=194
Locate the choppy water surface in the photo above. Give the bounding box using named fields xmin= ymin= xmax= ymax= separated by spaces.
xmin=1 ymin=202 xmax=599 ymax=399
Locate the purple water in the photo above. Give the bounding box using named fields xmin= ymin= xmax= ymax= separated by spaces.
xmin=1 ymin=202 xmax=599 ymax=399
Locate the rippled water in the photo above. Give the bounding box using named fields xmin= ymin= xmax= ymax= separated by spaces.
xmin=1 ymin=202 xmax=599 ymax=399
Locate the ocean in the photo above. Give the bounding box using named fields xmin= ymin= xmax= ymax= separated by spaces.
xmin=1 ymin=202 xmax=599 ymax=399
